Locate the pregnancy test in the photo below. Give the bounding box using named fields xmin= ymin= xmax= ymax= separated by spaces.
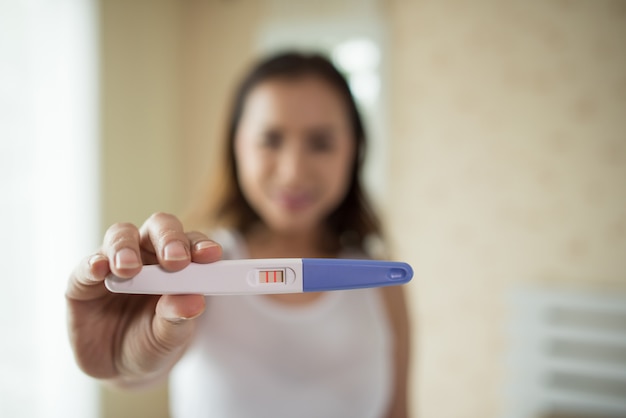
xmin=105 ymin=258 xmax=413 ymax=295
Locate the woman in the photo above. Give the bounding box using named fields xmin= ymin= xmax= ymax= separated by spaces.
xmin=66 ymin=52 xmax=410 ymax=417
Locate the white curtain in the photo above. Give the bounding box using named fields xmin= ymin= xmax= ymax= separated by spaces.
xmin=0 ymin=0 xmax=99 ymax=417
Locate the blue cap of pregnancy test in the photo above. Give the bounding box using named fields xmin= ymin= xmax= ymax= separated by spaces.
xmin=301 ymin=259 xmax=413 ymax=292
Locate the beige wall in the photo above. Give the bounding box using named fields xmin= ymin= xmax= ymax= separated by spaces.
xmin=387 ymin=1 xmax=626 ymax=417
xmin=100 ymin=0 xmax=183 ymax=228
xmin=99 ymin=1 xmax=626 ymax=417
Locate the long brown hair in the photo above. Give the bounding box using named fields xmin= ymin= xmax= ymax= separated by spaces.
xmin=191 ymin=51 xmax=384 ymax=254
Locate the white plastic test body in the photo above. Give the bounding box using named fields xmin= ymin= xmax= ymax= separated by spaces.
xmin=105 ymin=258 xmax=413 ymax=295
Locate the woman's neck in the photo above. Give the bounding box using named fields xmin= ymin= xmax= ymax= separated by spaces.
xmin=244 ymin=223 xmax=336 ymax=259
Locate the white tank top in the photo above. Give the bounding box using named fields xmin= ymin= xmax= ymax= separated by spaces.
xmin=169 ymin=230 xmax=393 ymax=418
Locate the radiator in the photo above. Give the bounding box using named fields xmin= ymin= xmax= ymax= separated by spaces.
xmin=505 ymin=286 xmax=626 ymax=418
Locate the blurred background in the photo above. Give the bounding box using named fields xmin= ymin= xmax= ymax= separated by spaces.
xmin=1 ymin=0 xmax=625 ymax=417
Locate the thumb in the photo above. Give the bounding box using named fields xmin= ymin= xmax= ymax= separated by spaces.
xmin=153 ymin=294 xmax=206 ymax=351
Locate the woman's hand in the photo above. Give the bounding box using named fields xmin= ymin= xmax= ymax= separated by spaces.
xmin=66 ymin=212 xmax=222 ymax=387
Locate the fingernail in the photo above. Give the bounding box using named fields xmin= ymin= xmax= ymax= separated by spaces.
xmin=165 ymin=311 xmax=203 ymax=323
xmin=115 ymin=248 xmax=141 ymax=270
xmin=160 ymin=305 xmax=202 ymax=322
xmin=88 ymin=254 xmax=107 ymax=267
xmin=164 ymin=241 xmax=188 ymax=261
xmin=164 ymin=317 xmax=189 ymax=325
xmin=194 ymin=240 xmax=219 ymax=252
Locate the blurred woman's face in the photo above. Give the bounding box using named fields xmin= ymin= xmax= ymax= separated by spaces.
xmin=234 ymin=76 xmax=355 ymax=235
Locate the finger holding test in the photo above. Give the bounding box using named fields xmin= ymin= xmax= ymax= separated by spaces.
xmin=148 ymin=294 xmax=206 ymax=367
xmin=139 ymin=212 xmax=191 ymax=272
xmin=157 ymin=294 xmax=206 ymax=324
xmin=103 ymin=222 xmax=143 ymax=279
